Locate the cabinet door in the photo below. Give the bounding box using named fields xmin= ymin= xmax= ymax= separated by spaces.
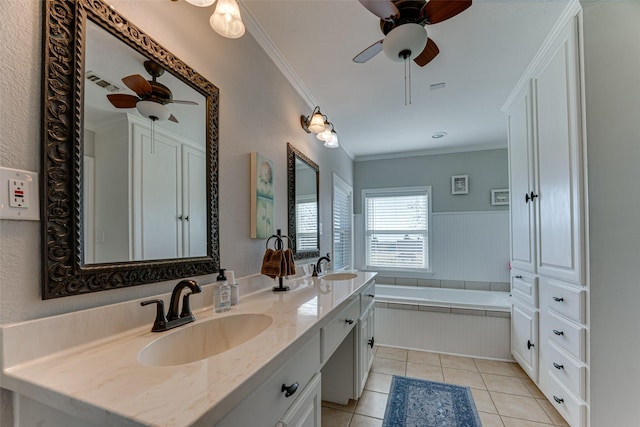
xmin=182 ymin=145 xmax=207 ymax=257
xmin=508 ymin=83 xmax=537 ymax=273
xmin=278 ymin=374 xmax=321 ymax=427
xmin=357 ymin=306 xmax=375 ymax=397
xmin=533 ymin=19 xmax=585 ymax=285
xmin=512 ymin=301 xmax=538 ymax=381
xmin=132 ymin=124 xmax=183 ymax=260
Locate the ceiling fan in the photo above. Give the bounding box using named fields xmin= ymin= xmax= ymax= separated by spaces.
xmin=353 ymin=0 xmax=472 ymax=66
xmin=107 ymin=60 xmax=198 ymax=123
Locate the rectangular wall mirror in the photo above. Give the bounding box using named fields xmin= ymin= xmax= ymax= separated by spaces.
xmin=287 ymin=143 xmax=320 ymax=260
xmin=41 ymin=0 xmax=220 ymax=299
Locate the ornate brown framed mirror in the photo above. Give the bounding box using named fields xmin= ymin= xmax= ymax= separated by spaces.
xmin=287 ymin=143 xmax=320 ymax=260
xmin=41 ymin=0 xmax=219 ymax=299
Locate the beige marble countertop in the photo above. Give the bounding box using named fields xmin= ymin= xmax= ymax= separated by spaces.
xmin=0 ymin=271 xmax=377 ymax=427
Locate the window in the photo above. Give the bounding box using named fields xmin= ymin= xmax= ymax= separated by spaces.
xmin=333 ymin=174 xmax=353 ymax=271
xmin=363 ymin=187 xmax=431 ymax=271
xmin=296 ymin=195 xmax=317 ymax=251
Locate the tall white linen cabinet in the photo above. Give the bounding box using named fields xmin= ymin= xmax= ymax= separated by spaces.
xmin=503 ymin=2 xmax=589 ymax=426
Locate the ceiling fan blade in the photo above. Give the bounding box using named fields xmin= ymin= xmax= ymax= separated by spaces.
xmin=107 ymin=93 xmax=140 ymax=108
xmin=353 ymin=40 xmax=384 ymax=63
xmin=358 ymin=0 xmax=399 ymax=20
xmin=421 ymin=0 xmax=472 ymax=25
xmin=168 ymin=114 xmax=179 ymax=123
xmin=169 ymin=100 xmax=199 ymax=105
xmin=121 ymin=74 xmax=152 ymax=97
xmin=413 ymin=38 xmax=440 ymax=67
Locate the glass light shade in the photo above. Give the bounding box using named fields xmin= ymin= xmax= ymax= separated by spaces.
xmin=185 ymin=0 xmax=216 ymax=6
xmin=324 ymin=132 xmax=339 ymax=148
xmin=210 ymin=0 xmax=245 ymax=39
xmin=307 ymin=112 xmax=326 ymax=133
xmin=382 ymin=23 xmax=428 ymax=61
xmin=136 ymin=101 xmax=171 ymax=121
xmin=316 ymin=126 xmax=333 ymax=142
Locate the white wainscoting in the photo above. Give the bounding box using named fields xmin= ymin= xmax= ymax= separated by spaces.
xmin=375 ymin=306 xmax=512 ymax=360
xmin=432 ymin=211 xmax=510 ymax=283
xmin=355 ymin=211 xmax=510 ymax=283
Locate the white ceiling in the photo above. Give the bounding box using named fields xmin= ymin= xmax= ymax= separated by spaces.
xmin=241 ymin=0 xmax=570 ymax=159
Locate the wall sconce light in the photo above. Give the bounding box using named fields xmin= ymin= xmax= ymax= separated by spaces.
xmin=300 ymin=106 xmax=340 ymax=148
xmin=182 ymin=0 xmax=246 ymax=39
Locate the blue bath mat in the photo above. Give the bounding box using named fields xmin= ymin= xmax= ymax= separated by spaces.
xmin=382 ymin=376 xmax=481 ymax=427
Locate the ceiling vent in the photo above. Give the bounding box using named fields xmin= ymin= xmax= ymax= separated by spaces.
xmin=85 ymin=71 xmax=120 ymax=93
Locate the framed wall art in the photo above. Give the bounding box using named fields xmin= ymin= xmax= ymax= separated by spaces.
xmin=451 ymin=175 xmax=469 ymax=195
xmin=491 ymin=188 xmax=510 ymax=205
xmin=250 ymin=152 xmax=274 ymax=238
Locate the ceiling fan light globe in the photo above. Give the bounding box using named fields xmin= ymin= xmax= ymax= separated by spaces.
xmin=210 ymin=0 xmax=245 ymax=39
xmin=308 ymin=112 xmax=326 ymax=133
xmin=382 ymin=23 xmax=428 ymax=62
xmin=136 ymin=100 xmax=171 ymax=121
xmin=185 ymin=0 xmax=216 ymax=7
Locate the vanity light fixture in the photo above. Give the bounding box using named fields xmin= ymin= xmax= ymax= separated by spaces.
xmin=210 ymin=0 xmax=245 ymax=39
xmin=185 ymin=0 xmax=216 ymax=6
xmin=300 ymin=106 xmax=340 ymax=148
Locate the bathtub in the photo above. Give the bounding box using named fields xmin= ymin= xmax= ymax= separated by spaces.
xmin=374 ymin=284 xmax=512 ymax=360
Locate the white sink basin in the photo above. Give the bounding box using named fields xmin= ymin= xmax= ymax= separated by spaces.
xmin=321 ymin=273 xmax=358 ymax=281
xmin=138 ymin=313 xmax=273 ymax=367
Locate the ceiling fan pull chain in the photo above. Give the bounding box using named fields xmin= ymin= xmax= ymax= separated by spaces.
xmin=408 ymin=58 xmax=412 ymax=105
xmin=150 ymin=120 xmax=156 ymax=154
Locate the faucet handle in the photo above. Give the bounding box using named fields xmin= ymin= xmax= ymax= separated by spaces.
xmin=312 ymin=265 xmax=318 ymax=277
xmin=140 ymin=299 xmax=168 ymax=332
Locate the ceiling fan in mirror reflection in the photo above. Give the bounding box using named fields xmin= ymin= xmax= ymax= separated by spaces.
xmin=106 ymin=60 xmax=198 ymax=123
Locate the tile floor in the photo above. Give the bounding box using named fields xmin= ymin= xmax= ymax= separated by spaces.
xmin=321 ymin=346 xmax=569 ymax=427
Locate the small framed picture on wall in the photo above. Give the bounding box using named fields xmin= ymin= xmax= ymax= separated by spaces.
xmin=451 ymin=175 xmax=469 ymax=195
xmin=491 ymin=188 xmax=510 ymax=205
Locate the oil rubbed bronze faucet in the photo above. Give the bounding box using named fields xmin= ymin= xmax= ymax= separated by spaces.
xmin=141 ymin=279 xmax=202 ymax=332
xmin=313 ymin=253 xmax=331 ymax=277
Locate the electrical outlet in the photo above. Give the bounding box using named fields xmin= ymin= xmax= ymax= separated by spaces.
xmin=0 ymin=167 xmax=39 ymax=221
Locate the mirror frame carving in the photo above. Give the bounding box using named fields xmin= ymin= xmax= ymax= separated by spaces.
xmin=287 ymin=143 xmax=320 ymax=260
xmin=41 ymin=0 xmax=220 ymax=299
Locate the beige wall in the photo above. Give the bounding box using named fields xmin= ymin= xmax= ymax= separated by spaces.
xmin=0 ymin=0 xmax=353 ymax=324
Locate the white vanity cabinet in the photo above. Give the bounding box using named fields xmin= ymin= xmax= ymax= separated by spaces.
xmin=356 ymin=280 xmax=376 ymax=397
xmin=504 ymin=6 xmax=588 ymax=426
xmin=216 ymin=333 xmax=321 ymax=427
xmin=91 ymin=114 xmax=206 ymax=263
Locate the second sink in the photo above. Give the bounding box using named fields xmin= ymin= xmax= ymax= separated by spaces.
xmin=138 ymin=313 xmax=273 ymax=367
xmin=321 ymin=273 xmax=358 ymax=281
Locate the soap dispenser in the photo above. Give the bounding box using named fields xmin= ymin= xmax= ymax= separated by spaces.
xmin=213 ymin=269 xmax=231 ymax=313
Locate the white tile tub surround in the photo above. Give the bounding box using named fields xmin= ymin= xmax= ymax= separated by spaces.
xmin=374 ymin=284 xmax=512 ymax=360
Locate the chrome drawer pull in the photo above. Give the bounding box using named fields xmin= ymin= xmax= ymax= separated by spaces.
xmin=281 ymin=382 xmax=299 ymax=398
xmin=553 ymin=329 xmax=564 ymax=336
xmin=553 ymin=362 xmax=565 ymax=370
xmin=553 ymin=296 xmax=564 ymax=302
xmin=553 ymin=396 xmax=564 ymax=404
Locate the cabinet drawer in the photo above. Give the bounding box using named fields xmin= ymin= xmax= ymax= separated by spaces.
xmin=545 ymin=278 xmax=586 ymax=323
xmin=217 ymin=333 xmax=321 ymax=427
xmin=322 ymin=297 xmax=359 ymax=362
xmin=547 ymin=374 xmax=587 ymax=427
xmin=359 ymin=280 xmax=376 ymax=315
xmin=547 ymin=311 xmax=585 ymax=361
xmin=511 ymin=272 xmax=538 ymax=307
xmin=547 ymin=341 xmax=586 ymax=399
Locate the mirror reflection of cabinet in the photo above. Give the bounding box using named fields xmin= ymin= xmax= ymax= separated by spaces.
xmin=84 ymin=114 xmax=206 ymax=263
xmin=287 ymin=143 xmax=320 ymax=260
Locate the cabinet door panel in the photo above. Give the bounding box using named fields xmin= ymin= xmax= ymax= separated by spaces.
xmin=511 ymin=302 xmax=538 ymax=381
xmin=534 ymin=21 xmax=584 ymax=284
xmin=508 ymin=85 xmax=537 ymax=273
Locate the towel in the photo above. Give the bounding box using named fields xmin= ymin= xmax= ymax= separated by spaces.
xmin=261 ymin=249 xmax=283 ymax=278
xmin=284 ymin=249 xmax=296 ymax=277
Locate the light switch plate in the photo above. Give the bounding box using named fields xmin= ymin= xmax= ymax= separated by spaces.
xmin=0 ymin=167 xmax=40 ymax=221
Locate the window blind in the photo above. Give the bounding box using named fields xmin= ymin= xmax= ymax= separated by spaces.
xmin=296 ymin=197 xmax=317 ymax=251
xmin=333 ymin=177 xmax=352 ymax=271
xmin=363 ymin=188 xmax=430 ymax=270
